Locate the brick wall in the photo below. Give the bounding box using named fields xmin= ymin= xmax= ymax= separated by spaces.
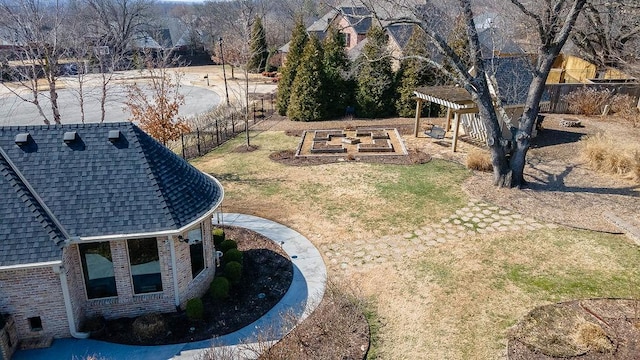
xmin=0 ymin=266 xmax=69 ymax=340
xmin=177 ymin=217 xmax=216 ymax=308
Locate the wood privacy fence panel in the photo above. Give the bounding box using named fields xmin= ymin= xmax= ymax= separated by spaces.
xmin=545 ymin=83 xmax=640 ymax=114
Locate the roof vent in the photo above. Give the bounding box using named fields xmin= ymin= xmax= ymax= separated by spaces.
xmin=15 ymin=133 xmax=31 ymax=146
xmin=63 ymin=131 xmax=78 ymax=144
xmin=108 ymin=130 xmax=121 ymax=143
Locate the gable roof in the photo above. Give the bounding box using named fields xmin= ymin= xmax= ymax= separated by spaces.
xmin=0 ymin=122 xmax=223 ymax=267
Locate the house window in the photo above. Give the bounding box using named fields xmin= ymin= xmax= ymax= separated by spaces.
xmin=188 ymin=226 xmax=205 ymax=278
xmin=28 ymin=316 xmax=42 ymax=331
xmin=343 ymin=33 xmax=351 ymax=47
xmin=127 ymin=238 xmax=163 ymax=294
xmin=79 ymin=242 xmax=118 ymax=299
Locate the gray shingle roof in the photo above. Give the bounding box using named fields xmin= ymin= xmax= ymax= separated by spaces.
xmin=0 ymin=122 xmax=223 ymax=267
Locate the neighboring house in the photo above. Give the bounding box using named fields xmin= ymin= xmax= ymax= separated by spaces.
xmin=278 ymin=4 xmax=414 ymax=70
xmin=0 ymin=122 xmax=223 ymax=345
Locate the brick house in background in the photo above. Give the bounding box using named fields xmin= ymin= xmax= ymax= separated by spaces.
xmin=0 ymin=122 xmax=224 ymax=346
xmin=278 ymin=5 xmax=414 ymax=70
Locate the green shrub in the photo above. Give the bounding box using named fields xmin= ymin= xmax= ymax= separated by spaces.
xmin=209 ymin=277 xmax=230 ymax=300
xmin=224 ymin=248 xmax=243 ymax=263
xmin=185 ymin=298 xmax=204 ymax=320
xmin=219 ymin=239 xmax=238 ymax=253
xmin=224 ymin=261 xmax=243 ymax=283
xmin=212 ymin=228 xmax=225 ymax=246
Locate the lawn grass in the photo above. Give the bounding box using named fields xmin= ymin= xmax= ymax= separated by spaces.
xmin=371 ymin=228 xmax=640 ymax=359
xmin=192 ymin=129 xmax=640 ymax=359
xmin=194 ymin=130 xmax=470 ymax=237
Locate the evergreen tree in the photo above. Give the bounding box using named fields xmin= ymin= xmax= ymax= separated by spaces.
xmin=276 ymin=18 xmax=308 ymax=116
xmin=323 ymin=25 xmax=352 ymax=118
xmin=248 ymin=16 xmax=269 ymax=73
xmin=395 ymin=26 xmax=438 ymax=117
xmin=287 ymin=36 xmax=327 ymax=121
xmin=355 ymin=26 xmax=396 ymax=118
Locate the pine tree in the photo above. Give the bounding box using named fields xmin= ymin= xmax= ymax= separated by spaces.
xmin=248 ymin=16 xmax=269 ymax=73
xmin=395 ymin=26 xmax=437 ymax=117
xmin=323 ymin=25 xmax=352 ymax=118
xmin=287 ymin=36 xmax=327 ymax=121
xmin=355 ymin=26 xmax=395 ymax=118
xmin=276 ymin=18 xmax=308 ymax=116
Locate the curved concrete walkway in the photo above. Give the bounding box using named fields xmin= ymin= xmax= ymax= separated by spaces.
xmin=14 ymin=214 xmax=326 ymax=360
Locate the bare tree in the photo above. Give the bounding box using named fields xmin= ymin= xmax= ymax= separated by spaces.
xmin=0 ymin=0 xmax=70 ymax=124
xmin=84 ymin=0 xmax=155 ymax=66
xmin=571 ymin=0 xmax=640 ymax=75
xmin=364 ymin=0 xmax=587 ymax=187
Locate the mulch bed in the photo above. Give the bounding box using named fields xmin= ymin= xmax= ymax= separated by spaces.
xmin=91 ymin=226 xmax=293 ymax=345
xmin=508 ymin=299 xmax=640 ymax=360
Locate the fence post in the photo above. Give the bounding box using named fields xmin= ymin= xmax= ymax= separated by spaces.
xmin=215 ymin=118 xmax=220 ymax=145
xmin=197 ymin=127 xmax=201 ymax=156
xmin=253 ymin=103 xmax=256 ymax=123
xmin=232 ymin=113 xmax=235 ymax=133
xmin=181 ymin=133 xmax=186 ymax=159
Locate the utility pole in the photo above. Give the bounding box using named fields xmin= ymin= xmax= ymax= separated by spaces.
xmin=218 ymin=37 xmax=230 ymax=107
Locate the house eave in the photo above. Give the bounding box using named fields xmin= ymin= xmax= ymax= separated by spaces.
xmin=71 ymin=173 xmax=225 ymax=243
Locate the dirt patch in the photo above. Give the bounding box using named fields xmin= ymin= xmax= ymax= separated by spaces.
xmin=508 ymin=299 xmax=640 ymax=359
xmin=463 ymin=114 xmax=640 ymax=232
xmin=269 ymin=148 xmax=431 ymax=166
xmin=91 ymin=226 xmax=292 ymax=345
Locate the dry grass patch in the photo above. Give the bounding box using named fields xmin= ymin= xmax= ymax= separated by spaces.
xmin=466 ymin=149 xmax=493 ymax=172
xmin=580 ymin=132 xmax=640 ymax=182
xmin=366 ymin=229 xmax=640 ymax=359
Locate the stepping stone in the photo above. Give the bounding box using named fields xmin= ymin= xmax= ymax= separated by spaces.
xmin=441 ymin=218 xmax=450 ymax=223
xmin=461 ymin=216 xmax=470 ymax=222
xmin=499 ymin=210 xmax=511 ymax=215
xmin=453 ymin=219 xmax=462 ymax=225
xmin=436 ymin=237 xmax=447 ymax=243
xmin=446 ymin=228 xmax=457 ymax=234
xmin=497 ymin=226 xmax=509 ymax=232
xmin=464 ymin=223 xmax=474 ymax=228
xmin=510 ymin=225 xmax=521 ymax=231
xmin=340 ymin=263 xmax=348 ymax=270
xmin=477 ymin=228 xmax=487 ymax=234
xmin=514 ymin=220 xmax=527 ymax=225
xmin=512 ymin=214 xmax=523 ymax=219
xmin=476 ymin=213 xmax=486 ymax=219
xmin=414 ymin=229 xmax=424 ymax=236
xmin=426 ymin=241 xmax=438 ymax=246
xmin=546 ymin=223 xmax=559 ymax=229
xmin=489 ymin=206 xmax=499 ymax=211
xmin=467 ymin=230 xmax=476 ymax=236
xmin=437 ymin=228 xmax=447 ymax=234
xmin=404 ymin=233 xmax=414 ymax=239
xmin=525 ymin=225 xmax=537 ymax=231
xmin=477 ymin=222 xmax=487 ymax=228
xmin=491 ymin=214 xmax=501 ymax=220
xmin=457 ymin=225 xmax=466 ymax=231
xmin=482 ymin=209 xmax=493 ymax=215
xmin=472 ymin=217 xmax=481 ymax=223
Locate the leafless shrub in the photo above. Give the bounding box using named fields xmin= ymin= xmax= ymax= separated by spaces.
xmin=580 ymin=133 xmax=640 ymax=182
xmin=131 ymin=313 xmax=167 ymax=342
xmin=563 ymin=88 xmax=613 ymax=116
xmin=610 ymin=94 xmax=640 ymax=128
xmin=260 ymin=281 xmax=369 ymax=360
xmin=466 ymin=149 xmax=493 ymax=172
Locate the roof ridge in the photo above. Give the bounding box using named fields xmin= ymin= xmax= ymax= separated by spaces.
xmin=127 ymin=124 xmax=179 ymax=228
xmin=0 ymin=145 xmax=68 ymax=247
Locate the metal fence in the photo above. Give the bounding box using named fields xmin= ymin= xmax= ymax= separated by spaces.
xmin=173 ymin=93 xmax=276 ymax=160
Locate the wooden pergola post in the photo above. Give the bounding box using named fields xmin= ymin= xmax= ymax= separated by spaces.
xmin=414 ymin=98 xmax=423 ymax=137
xmin=452 ymin=112 xmax=460 ymax=152
xmin=445 ymin=108 xmax=452 ymax=131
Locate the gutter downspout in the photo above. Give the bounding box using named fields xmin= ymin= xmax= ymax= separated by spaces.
xmin=54 ymin=264 xmax=89 ymax=339
xmin=169 ymin=235 xmax=180 ymax=308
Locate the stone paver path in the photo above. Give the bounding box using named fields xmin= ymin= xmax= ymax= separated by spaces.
xmin=320 ymin=201 xmax=557 ymax=272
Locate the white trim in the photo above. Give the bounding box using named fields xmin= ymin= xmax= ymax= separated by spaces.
xmin=0 ymin=260 xmax=61 ymax=271
xmin=72 ymin=174 xmax=224 ymax=243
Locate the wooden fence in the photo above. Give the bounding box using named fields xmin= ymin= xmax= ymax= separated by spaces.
xmin=544 ymin=83 xmax=640 ymax=114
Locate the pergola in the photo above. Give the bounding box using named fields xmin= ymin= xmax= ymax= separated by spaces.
xmin=413 ymin=86 xmax=479 ymax=152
